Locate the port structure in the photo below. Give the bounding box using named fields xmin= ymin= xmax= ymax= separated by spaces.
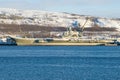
xmin=66 ymin=17 xmax=90 ymax=37
xmin=79 ymin=17 xmax=89 ymax=37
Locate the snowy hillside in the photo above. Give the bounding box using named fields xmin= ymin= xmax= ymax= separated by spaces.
xmin=0 ymin=8 xmax=120 ymax=31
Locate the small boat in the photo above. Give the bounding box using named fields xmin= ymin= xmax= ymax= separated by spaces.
xmin=0 ymin=37 xmax=16 ymax=45
xmin=112 ymin=40 xmax=120 ymax=45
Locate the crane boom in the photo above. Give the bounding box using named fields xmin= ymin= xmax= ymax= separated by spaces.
xmin=78 ymin=17 xmax=89 ymax=37
xmin=81 ymin=17 xmax=89 ymax=32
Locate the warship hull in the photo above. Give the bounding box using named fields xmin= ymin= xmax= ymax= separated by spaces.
xmin=16 ymin=42 xmax=105 ymax=46
xmin=9 ymin=36 xmax=114 ymax=46
xmin=10 ymin=36 xmax=35 ymax=45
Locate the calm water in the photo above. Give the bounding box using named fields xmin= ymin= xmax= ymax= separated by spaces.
xmin=0 ymin=46 xmax=120 ymax=80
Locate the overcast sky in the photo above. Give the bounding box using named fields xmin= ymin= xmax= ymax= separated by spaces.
xmin=0 ymin=0 xmax=119 ymax=18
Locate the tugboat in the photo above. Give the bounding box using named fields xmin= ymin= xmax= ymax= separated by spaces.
xmin=0 ymin=37 xmax=16 ymax=45
xmin=113 ymin=39 xmax=120 ymax=45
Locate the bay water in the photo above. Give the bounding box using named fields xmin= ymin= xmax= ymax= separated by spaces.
xmin=0 ymin=46 xmax=120 ymax=80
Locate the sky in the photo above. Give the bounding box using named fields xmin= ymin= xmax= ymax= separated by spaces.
xmin=0 ymin=0 xmax=119 ymax=18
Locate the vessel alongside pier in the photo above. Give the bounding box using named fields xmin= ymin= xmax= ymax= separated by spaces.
xmin=8 ymin=18 xmax=120 ymax=46
xmin=9 ymin=35 xmax=116 ymax=46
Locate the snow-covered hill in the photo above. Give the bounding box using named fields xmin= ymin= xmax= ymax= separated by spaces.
xmin=0 ymin=8 xmax=120 ymax=31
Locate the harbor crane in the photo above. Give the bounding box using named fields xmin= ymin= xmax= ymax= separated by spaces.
xmin=77 ymin=17 xmax=89 ymax=37
xmin=64 ymin=17 xmax=89 ymax=38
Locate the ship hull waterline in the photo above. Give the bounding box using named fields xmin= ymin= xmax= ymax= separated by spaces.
xmin=9 ymin=36 xmax=115 ymax=46
xmin=16 ymin=42 xmax=105 ymax=46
